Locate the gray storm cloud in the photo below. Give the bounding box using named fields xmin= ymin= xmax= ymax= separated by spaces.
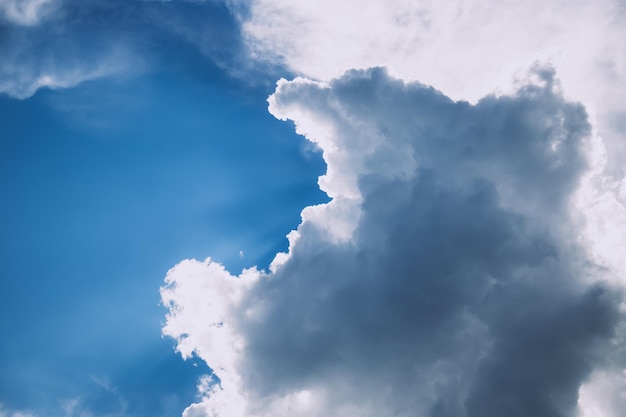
xmin=162 ymin=67 xmax=625 ymax=417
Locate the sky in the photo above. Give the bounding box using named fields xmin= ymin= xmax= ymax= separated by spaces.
xmin=1 ymin=1 xmax=626 ymax=417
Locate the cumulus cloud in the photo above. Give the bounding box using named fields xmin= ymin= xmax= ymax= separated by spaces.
xmin=162 ymin=67 xmax=626 ymax=417
xmin=243 ymin=0 xmax=626 ymax=288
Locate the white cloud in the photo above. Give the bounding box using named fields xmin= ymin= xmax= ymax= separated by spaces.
xmin=241 ymin=0 xmax=625 ymax=106
xmin=578 ymin=369 xmax=626 ymax=417
xmin=163 ymin=68 xmax=625 ymax=417
xmin=575 ymin=135 xmax=626 ymax=286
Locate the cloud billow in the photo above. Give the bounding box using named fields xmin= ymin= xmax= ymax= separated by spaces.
xmin=162 ymin=67 xmax=624 ymax=417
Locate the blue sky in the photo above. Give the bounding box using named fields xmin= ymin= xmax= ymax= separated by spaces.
xmin=0 ymin=75 xmax=326 ymax=415
xmin=0 ymin=2 xmax=326 ymax=415
xmin=2 ymin=1 xmax=626 ymax=417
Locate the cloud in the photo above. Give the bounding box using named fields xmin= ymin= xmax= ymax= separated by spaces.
xmin=578 ymin=369 xmax=626 ymax=417
xmin=162 ymin=67 xmax=626 ymax=417
xmin=0 ymin=50 xmax=131 ymax=99
xmin=0 ymin=0 xmax=56 ymax=26
xmin=0 ymin=404 xmax=36 ymax=417
xmin=0 ymin=0 xmax=249 ymax=99
xmin=0 ymin=400 xmax=92 ymax=417
xmin=0 ymin=1 xmax=140 ymax=99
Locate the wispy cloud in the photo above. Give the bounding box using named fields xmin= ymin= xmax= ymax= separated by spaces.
xmin=0 ymin=1 xmax=139 ymax=99
xmin=0 ymin=0 xmax=57 ymax=26
xmin=0 ymin=0 xmax=252 ymax=99
xmin=0 ymin=48 xmax=133 ymax=99
xmin=1 ymin=400 xmax=99 ymax=417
